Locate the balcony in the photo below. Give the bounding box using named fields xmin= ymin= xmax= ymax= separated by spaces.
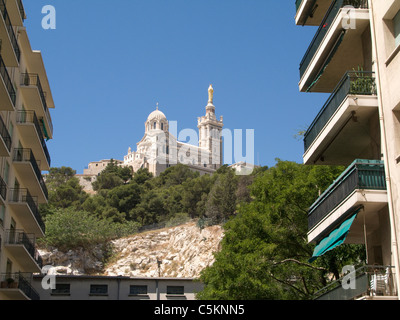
xmin=0 ymin=273 xmax=40 ymax=300
xmin=303 ymin=71 xmax=378 ymax=165
xmin=0 ymin=53 xmax=16 ymax=111
xmin=8 ymin=188 xmax=45 ymax=237
xmin=5 ymin=0 xmax=26 ymax=26
xmin=0 ymin=0 xmax=20 ymax=66
xmin=3 ymin=229 xmax=43 ymax=272
xmin=16 ymin=111 xmax=51 ymax=170
xmin=315 ymin=265 xmax=397 ymax=300
xmin=0 ymin=174 xmax=6 ymax=203
xmin=0 ymin=114 xmax=11 ymax=156
xmin=19 ymin=73 xmax=53 ymax=139
xmin=12 ymin=148 xmax=48 ymax=203
xmin=308 ymin=159 xmax=387 ymax=244
xmin=295 ymin=0 xmax=334 ymax=26
xmin=299 ymin=0 xmax=370 ymax=93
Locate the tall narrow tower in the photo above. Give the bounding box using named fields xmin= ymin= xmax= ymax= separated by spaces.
xmin=198 ymin=85 xmax=224 ymax=169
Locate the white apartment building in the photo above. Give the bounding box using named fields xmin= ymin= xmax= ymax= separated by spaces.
xmin=296 ymin=0 xmax=400 ymax=299
xmin=0 ymin=0 xmax=54 ymax=300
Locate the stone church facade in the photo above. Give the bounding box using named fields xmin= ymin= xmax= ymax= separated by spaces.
xmin=84 ymin=85 xmax=224 ymax=177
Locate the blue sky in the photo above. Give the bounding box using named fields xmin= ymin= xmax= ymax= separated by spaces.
xmin=23 ymin=0 xmax=329 ymax=174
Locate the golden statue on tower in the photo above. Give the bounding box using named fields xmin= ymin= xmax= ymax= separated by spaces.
xmin=208 ymin=84 xmax=214 ymax=104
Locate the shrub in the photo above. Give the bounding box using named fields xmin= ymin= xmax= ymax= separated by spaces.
xmin=39 ymin=208 xmax=121 ymax=250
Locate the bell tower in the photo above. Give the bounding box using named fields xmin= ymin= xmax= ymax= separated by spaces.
xmin=198 ymin=85 xmax=224 ymax=169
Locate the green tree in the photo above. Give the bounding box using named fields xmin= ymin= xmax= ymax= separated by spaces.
xmin=132 ymin=168 xmax=153 ymax=185
xmin=40 ymin=208 xmax=117 ymax=250
xmin=204 ymin=168 xmax=238 ymax=224
xmin=92 ymin=161 xmax=133 ymax=191
xmin=41 ymin=167 xmax=88 ymax=218
xmin=157 ymin=164 xmax=199 ymax=187
xmin=181 ymin=174 xmax=214 ymax=218
xmin=197 ymin=160 xmax=362 ymax=300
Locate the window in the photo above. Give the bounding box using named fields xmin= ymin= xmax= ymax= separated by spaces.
xmin=90 ymin=284 xmax=108 ymax=295
xmin=167 ymin=286 xmax=184 ymax=295
xmin=161 ymin=123 xmax=164 ymax=130
xmin=395 ymin=10 xmax=400 ymax=47
xmin=130 ymin=285 xmax=147 ymax=295
xmin=3 ymin=162 xmax=9 ymax=185
xmin=154 ymin=122 xmax=157 ymax=129
xmin=52 ymin=284 xmax=70 ymax=295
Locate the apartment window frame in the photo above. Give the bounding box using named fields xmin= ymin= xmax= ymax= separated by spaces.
xmin=166 ymin=285 xmax=185 ymax=295
xmin=129 ymin=285 xmax=148 ymax=296
xmin=394 ymin=9 xmax=400 ymax=47
xmin=89 ymin=284 xmax=108 ymax=296
xmin=51 ymin=283 xmax=71 ymax=296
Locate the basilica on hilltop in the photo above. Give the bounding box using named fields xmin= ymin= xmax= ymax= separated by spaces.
xmin=84 ymin=85 xmax=224 ymax=177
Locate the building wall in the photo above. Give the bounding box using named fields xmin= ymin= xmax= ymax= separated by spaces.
xmin=0 ymin=0 xmax=52 ymax=282
xmin=32 ymin=275 xmax=203 ymax=301
xmin=371 ymin=0 xmax=400 ymax=269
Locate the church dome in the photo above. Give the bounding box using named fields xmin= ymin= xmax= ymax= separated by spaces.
xmin=147 ymin=108 xmax=167 ymax=122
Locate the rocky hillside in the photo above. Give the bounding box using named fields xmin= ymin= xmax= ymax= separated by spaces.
xmin=39 ymin=222 xmax=224 ymax=278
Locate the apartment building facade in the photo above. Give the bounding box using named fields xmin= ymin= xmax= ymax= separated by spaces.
xmin=0 ymin=0 xmax=54 ymax=300
xmin=296 ymin=0 xmax=400 ymax=299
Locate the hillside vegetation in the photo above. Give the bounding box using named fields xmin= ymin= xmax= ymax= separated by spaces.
xmin=39 ymin=162 xmax=260 ymax=250
xmin=39 ymin=160 xmax=367 ymax=300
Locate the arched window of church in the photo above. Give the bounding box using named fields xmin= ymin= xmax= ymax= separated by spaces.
xmin=161 ymin=123 xmax=164 ymax=130
xmin=154 ymin=122 xmax=157 ymax=129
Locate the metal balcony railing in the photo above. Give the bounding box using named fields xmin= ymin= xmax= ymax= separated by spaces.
xmin=16 ymin=0 xmax=26 ymax=21
xmin=0 ymin=114 xmax=11 ymax=152
xmin=315 ymin=265 xmax=397 ymax=300
xmin=304 ymin=71 xmax=376 ymax=152
xmin=299 ymin=0 xmax=369 ymax=79
xmin=0 ymin=174 xmax=6 ymax=201
xmin=17 ymin=111 xmax=51 ymax=166
xmin=8 ymin=188 xmax=45 ymax=234
xmin=12 ymin=148 xmax=48 ymax=200
xmin=4 ymin=229 xmax=43 ymax=269
xmin=295 ymin=0 xmax=303 ymax=12
xmin=308 ymin=159 xmax=386 ymax=231
xmin=0 ymin=273 xmax=40 ymax=300
xmin=20 ymin=73 xmax=48 ymax=113
xmin=0 ymin=0 xmax=21 ymax=62
xmin=0 ymin=53 xmax=16 ymax=106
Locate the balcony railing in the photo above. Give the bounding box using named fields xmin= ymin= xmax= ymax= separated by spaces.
xmin=0 ymin=53 xmax=16 ymax=106
xmin=20 ymin=73 xmax=48 ymax=113
xmin=17 ymin=111 xmax=51 ymax=166
xmin=308 ymin=159 xmax=386 ymax=231
xmin=16 ymin=0 xmax=26 ymax=21
xmin=0 ymin=273 xmax=40 ymax=300
xmin=299 ymin=0 xmax=369 ymax=79
xmin=9 ymin=188 xmax=45 ymax=234
xmin=0 ymin=114 xmax=11 ymax=152
xmin=304 ymin=71 xmax=376 ymax=152
xmin=315 ymin=265 xmax=397 ymax=300
xmin=0 ymin=174 xmax=6 ymax=201
xmin=295 ymin=0 xmax=303 ymax=12
xmin=0 ymin=0 xmax=21 ymax=62
xmin=12 ymin=148 xmax=49 ymax=200
xmin=4 ymin=229 xmax=43 ymax=269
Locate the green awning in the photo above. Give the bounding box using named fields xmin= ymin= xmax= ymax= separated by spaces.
xmin=309 ymin=212 xmax=358 ymax=263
